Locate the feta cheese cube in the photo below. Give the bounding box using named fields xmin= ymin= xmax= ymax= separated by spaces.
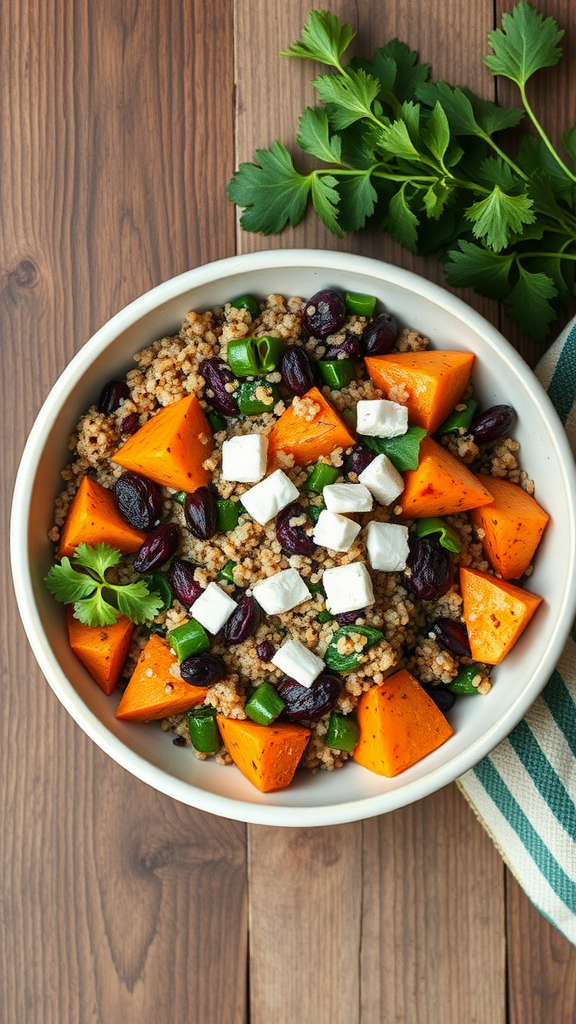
xmin=323 ymin=562 xmax=375 ymax=615
xmin=241 ymin=469 xmax=299 ymax=526
xmin=312 ymin=509 xmax=361 ymax=553
xmin=271 ymin=639 xmax=325 ymax=688
xmin=366 ymin=521 xmax=410 ymax=571
xmin=252 ymin=567 xmax=310 ymax=616
xmin=356 ymin=399 xmax=408 ymax=438
xmin=221 ymin=433 xmax=268 ymax=482
xmin=358 ymin=453 xmax=404 ymax=506
xmin=323 ymin=482 xmax=373 ymax=514
xmin=191 ymin=582 xmax=237 ymax=634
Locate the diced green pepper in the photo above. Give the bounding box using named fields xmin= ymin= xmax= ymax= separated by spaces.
xmin=317 ymin=609 xmax=333 ymax=624
xmin=308 ymin=503 xmax=325 ymax=525
xmin=254 ymin=335 xmax=286 ymax=373
xmin=447 ymin=664 xmax=484 ymax=694
xmin=361 ymin=425 xmax=426 ymax=471
xmin=218 ymin=559 xmax=237 ymax=584
xmin=142 ymin=573 xmax=173 ymax=612
xmin=230 ymin=294 xmax=260 ymax=319
xmin=227 ymin=336 xmax=286 ymax=377
xmin=437 ymin=398 xmax=478 ymax=436
xmin=415 ymin=517 xmax=463 ymax=553
xmin=207 ymin=410 xmax=227 ymax=433
xmin=167 ymin=619 xmax=210 ymax=660
xmin=236 ymin=378 xmax=281 ymax=415
xmin=325 ymin=711 xmax=359 ymax=752
xmin=244 ymin=682 xmax=286 ymax=726
xmin=345 ymin=292 xmax=377 ymax=317
xmin=324 ymin=625 xmax=384 ymax=672
xmin=318 ymin=359 xmax=354 ymax=390
xmin=188 ymin=707 xmax=221 ymax=752
xmin=171 ymin=490 xmax=187 ymax=505
xmin=216 ymin=498 xmax=240 ymax=533
xmin=306 ymin=461 xmax=340 ymax=493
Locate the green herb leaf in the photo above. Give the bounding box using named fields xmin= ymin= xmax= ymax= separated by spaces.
xmin=385 ymin=184 xmax=419 ymax=251
xmin=226 ymin=143 xmax=311 ymax=234
xmin=310 ymin=173 xmax=342 ymax=235
xmin=421 ymin=101 xmax=450 ymax=163
xmin=313 ymin=68 xmax=380 ymax=129
xmin=296 ymin=107 xmax=342 ymax=163
xmin=465 ymin=186 xmax=535 ymax=251
xmin=337 ymin=172 xmax=378 ymax=231
xmin=44 ymin=557 xmax=97 ymax=603
xmin=73 ymin=590 xmax=119 ymax=627
xmin=324 ymin=625 xmax=384 ymax=672
xmin=423 ymin=180 xmax=452 ymax=220
xmin=360 ymin=425 xmax=426 ymax=471
xmin=505 ymin=265 xmax=557 ymax=340
xmin=562 ymin=126 xmax=576 ymax=165
xmin=378 ymin=117 xmax=421 ymax=161
xmin=417 ymin=81 xmax=524 ymax=138
xmin=484 ymin=2 xmax=563 ymax=88
xmin=116 ymin=582 xmax=165 ymax=624
xmin=444 ymin=241 xmax=515 ymax=299
xmin=280 ymin=9 xmax=355 ymax=68
xmin=73 ymin=542 xmax=121 ymax=578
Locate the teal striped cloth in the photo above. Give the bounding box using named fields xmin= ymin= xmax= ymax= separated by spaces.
xmin=458 ymin=320 xmax=576 ymax=945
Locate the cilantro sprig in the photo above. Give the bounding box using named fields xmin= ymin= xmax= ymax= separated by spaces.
xmin=227 ymin=3 xmax=576 ymax=341
xmin=44 ymin=543 xmax=165 ymax=627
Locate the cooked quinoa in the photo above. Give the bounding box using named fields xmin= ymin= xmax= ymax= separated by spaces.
xmin=50 ymin=291 xmax=536 ymax=774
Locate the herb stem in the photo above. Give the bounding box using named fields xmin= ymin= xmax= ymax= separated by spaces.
xmin=520 ymin=84 xmax=576 ymax=184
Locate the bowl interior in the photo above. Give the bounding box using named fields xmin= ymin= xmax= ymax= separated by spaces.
xmin=12 ymin=250 xmax=576 ymax=826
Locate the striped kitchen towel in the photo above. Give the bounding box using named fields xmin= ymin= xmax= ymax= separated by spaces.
xmin=458 ymin=318 xmax=576 ymax=945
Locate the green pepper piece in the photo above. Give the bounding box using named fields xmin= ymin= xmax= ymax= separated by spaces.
xmin=171 ymin=490 xmax=187 ymax=505
xmin=360 ymin=425 xmax=426 ymax=471
xmin=227 ymin=338 xmax=260 ymax=377
xmin=218 ymin=559 xmax=237 ymax=584
xmin=236 ymin=378 xmax=280 ymax=415
xmin=167 ymin=619 xmax=210 ymax=660
xmin=318 ymin=359 xmax=354 ymax=390
xmin=345 ymin=292 xmax=377 ymax=317
xmin=325 ymin=711 xmax=359 ymax=752
xmin=207 ymin=410 xmax=227 ymax=433
xmin=437 ymin=398 xmax=479 ymax=436
xmin=142 ymin=573 xmax=173 ymax=613
xmin=415 ymin=517 xmax=463 ymax=553
xmin=244 ymin=682 xmax=286 ymax=726
xmin=255 ymin=335 xmax=286 ymax=372
xmin=447 ymin=665 xmax=484 ymax=694
xmin=216 ymin=498 xmax=240 ymax=533
xmin=306 ymin=461 xmax=340 ymax=493
xmin=188 ymin=707 xmax=221 ymax=752
xmin=230 ymin=294 xmax=260 ymax=319
xmin=308 ymin=503 xmax=326 ymax=525
xmin=317 ymin=609 xmax=333 ymax=624
xmin=324 ymin=625 xmax=384 ymax=672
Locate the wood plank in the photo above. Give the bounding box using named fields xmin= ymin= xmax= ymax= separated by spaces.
xmin=236 ymin=4 xmax=507 ymax=1023
xmin=1 ymin=2 xmax=247 ymax=1021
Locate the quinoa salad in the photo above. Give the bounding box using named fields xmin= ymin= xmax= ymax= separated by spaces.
xmin=46 ymin=287 xmax=548 ymax=792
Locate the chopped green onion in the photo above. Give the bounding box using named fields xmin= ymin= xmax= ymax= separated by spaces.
xmin=227 ymin=336 xmax=286 ymax=377
xmin=437 ymin=398 xmax=479 ymax=436
xmin=308 ymin=503 xmax=325 ymax=525
xmin=167 ymin=619 xmax=210 ymax=660
xmin=306 ymin=461 xmax=340 ymax=493
xmin=447 ymin=665 xmax=484 ymax=694
xmin=318 ymin=359 xmax=354 ymax=390
xmin=345 ymin=292 xmax=377 ymax=317
xmin=415 ymin=517 xmax=463 ymax=553
xmin=218 ymin=559 xmax=237 ymax=584
xmin=324 ymin=625 xmax=384 ymax=672
xmin=317 ymin=609 xmax=333 ymax=624
xmin=142 ymin=573 xmax=173 ymax=612
xmin=171 ymin=490 xmax=187 ymax=505
xmin=325 ymin=711 xmax=359 ymax=752
xmin=230 ymin=294 xmax=260 ymax=319
xmin=236 ymin=378 xmax=281 ymax=415
xmin=188 ymin=707 xmax=220 ymax=752
xmin=360 ymin=425 xmax=426 ymax=471
xmin=216 ymin=498 xmax=240 ymax=532
xmin=244 ymin=682 xmax=285 ymax=726
xmin=254 ymin=335 xmax=286 ymax=372
xmin=207 ymin=410 xmax=227 ymax=433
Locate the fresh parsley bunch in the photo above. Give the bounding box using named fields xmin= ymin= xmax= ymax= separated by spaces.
xmin=227 ymin=3 xmax=576 ymax=340
xmin=44 ymin=543 xmax=165 ymax=627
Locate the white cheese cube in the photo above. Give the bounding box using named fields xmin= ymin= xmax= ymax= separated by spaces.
xmin=221 ymin=433 xmax=268 ymax=483
xmin=366 ymin=521 xmax=410 ymax=571
xmin=323 ymin=562 xmax=375 ymax=615
xmin=241 ymin=469 xmax=299 ymax=525
xmin=356 ymin=399 xmax=408 ymax=438
xmin=191 ymin=582 xmax=237 ymax=634
xmin=358 ymin=453 xmax=404 ymax=506
xmin=252 ymin=567 xmax=310 ymax=616
xmin=271 ymin=639 xmax=325 ymax=688
xmin=312 ymin=510 xmax=361 ymax=553
xmin=323 ymin=482 xmax=373 ymax=514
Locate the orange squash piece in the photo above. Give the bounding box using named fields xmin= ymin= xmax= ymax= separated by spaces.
xmin=266 ymin=386 xmax=355 ymax=468
xmin=115 ymin=634 xmax=208 ymax=721
xmin=353 ymin=669 xmax=454 ymax=777
xmin=469 ymin=475 xmax=549 ymax=580
xmin=217 ymin=717 xmax=310 ymax=792
xmin=460 ymin=567 xmax=543 ymax=665
xmin=111 ymin=393 xmax=213 ymax=493
xmin=397 ymin=436 xmax=493 ymax=518
xmin=67 ymin=606 xmax=134 ymax=695
xmin=59 ymin=475 xmax=146 ymax=558
xmin=365 ymin=350 xmax=474 ymax=434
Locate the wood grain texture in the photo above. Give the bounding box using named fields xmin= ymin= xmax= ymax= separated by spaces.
xmin=1 ymin=2 xmax=247 ymax=1022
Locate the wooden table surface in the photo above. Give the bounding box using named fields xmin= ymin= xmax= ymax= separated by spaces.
xmin=3 ymin=1 xmax=576 ymax=1021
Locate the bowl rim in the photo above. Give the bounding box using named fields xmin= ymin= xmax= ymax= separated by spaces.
xmin=11 ymin=248 xmax=576 ymax=826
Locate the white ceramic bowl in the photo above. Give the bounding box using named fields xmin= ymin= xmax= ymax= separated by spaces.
xmin=11 ymin=250 xmax=576 ymax=826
